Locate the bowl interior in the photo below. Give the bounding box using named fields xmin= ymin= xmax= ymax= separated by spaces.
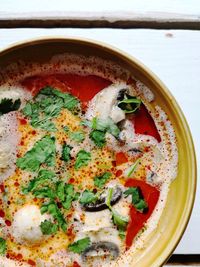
xmin=0 ymin=38 xmax=196 ymax=267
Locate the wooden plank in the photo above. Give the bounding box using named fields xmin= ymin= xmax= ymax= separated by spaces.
xmin=0 ymin=28 xmax=199 ymax=255
xmin=0 ymin=0 xmax=200 ymax=28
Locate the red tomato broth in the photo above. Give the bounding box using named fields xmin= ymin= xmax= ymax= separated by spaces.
xmin=124 ymin=179 xmax=160 ymax=248
xmin=131 ymin=103 xmax=161 ymax=142
xmin=21 ymin=74 xmax=111 ymax=103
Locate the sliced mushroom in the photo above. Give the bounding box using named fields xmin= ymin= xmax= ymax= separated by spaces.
xmin=82 ymin=241 xmax=119 ymax=261
xmin=82 ymin=187 xmax=122 ymax=212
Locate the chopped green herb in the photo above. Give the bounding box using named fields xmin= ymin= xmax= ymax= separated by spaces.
xmin=40 ymin=220 xmax=58 ymax=235
xmin=127 ymin=158 xmax=140 ymax=177
xmin=82 ymin=117 xmax=120 ymax=139
xmin=118 ymin=94 xmax=141 ymax=113
xmin=22 ymin=169 xmax=56 ymax=194
xmin=41 ymin=201 xmax=67 ymax=232
xmin=106 ymin=188 xmax=129 ymax=231
xmin=75 ymin=150 xmax=91 ymax=170
xmin=94 ymin=172 xmax=111 ymax=188
xmin=61 ymin=144 xmax=72 ymax=162
xmin=70 ymin=131 xmax=85 ymax=143
xmin=68 ymin=237 xmax=91 ymax=254
xmin=22 ymin=86 xmax=79 ymax=132
xmin=124 ymin=187 xmax=148 ymax=213
xmin=79 ymin=189 xmax=98 ymax=204
xmin=0 ymin=237 xmax=6 ymax=255
xmin=118 ymin=229 xmax=126 ymax=240
xmin=56 ymin=182 xmax=79 ymax=210
xmin=39 ymin=86 xmax=79 ymax=111
xmin=16 ymin=135 xmax=56 ymax=172
xmin=0 ymin=98 xmax=21 ymax=116
xmin=89 ymin=130 xmax=106 ymax=148
xmin=33 ymin=186 xmax=55 ymax=199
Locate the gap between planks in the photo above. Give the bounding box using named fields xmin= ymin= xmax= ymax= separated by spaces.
xmin=0 ymin=19 xmax=200 ymax=30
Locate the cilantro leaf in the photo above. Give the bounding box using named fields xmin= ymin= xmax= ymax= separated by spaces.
xmin=16 ymin=135 xmax=56 ymax=172
xmin=39 ymin=86 xmax=79 ymax=111
xmin=79 ymin=189 xmax=98 ymax=204
xmin=61 ymin=144 xmax=72 ymax=162
xmin=118 ymin=93 xmax=141 ymax=113
xmin=69 ymin=131 xmax=85 ymax=143
xmin=41 ymin=201 xmax=67 ymax=232
xmin=22 ymin=169 xmax=56 ymax=194
xmin=0 ymin=238 xmax=6 ymax=255
xmin=124 ymin=187 xmax=148 ymax=213
xmin=83 ymin=117 xmax=120 ymax=139
xmin=89 ymin=130 xmax=106 ymax=148
xmin=94 ymin=172 xmax=111 ymax=188
xmin=68 ymin=237 xmax=91 ymax=254
xmin=56 ymin=182 xmax=79 ymax=210
xmin=112 ymin=209 xmax=129 ymax=231
xmin=0 ymin=98 xmax=21 ymax=116
xmin=75 ymin=150 xmax=91 ymax=170
xmin=106 ymin=188 xmax=129 ymax=231
xmin=22 ymin=86 xmax=79 ymax=132
xmin=31 ymin=118 xmax=57 ymax=132
xmin=33 ymin=186 xmax=56 ymax=199
xmin=40 ymin=220 xmax=58 ymax=235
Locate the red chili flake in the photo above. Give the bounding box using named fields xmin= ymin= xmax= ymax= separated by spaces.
xmin=5 ymin=220 xmax=11 ymax=226
xmin=19 ymin=118 xmax=27 ymax=125
xmin=69 ymin=178 xmax=75 ymax=184
xmin=28 ymin=259 xmax=36 ymax=266
xmin=112 ymin=161 xmax=116 ymax=167
xmin=116 ymin=170 xmax=123 ymax=177
xmin=16 ymin=254 xmax=23 ymax=261
xmin=0 ymin=184 xmax=5 ymax=193
xmin=0 ymin=210 xmax=5 ymax=218
xmin=14 ymin=182 xmax=20 ymax=187
xmin=20 ymin=141 xmax=24 ymax=146
xmin=32 ymin=130 xmax=36 ymax=135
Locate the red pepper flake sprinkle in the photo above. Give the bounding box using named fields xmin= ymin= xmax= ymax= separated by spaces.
xmin=69 ymin=178 xmax=75 ymax=184
xmin=5 ymin=220 xmax=12 ymax=226
xmin=14 ymin=181 xmax=20 ymax=187
xmin=19 ymin=118 xmax=27 ymax=125
xmin=116 ymin=170 xmax=123 ymax=177
xmin=0 ymin=210 xmax=5 ymax=218
xmin=28 ymin=259 xmax=36 ymax=266
xmin=0 ymin=184 xmax=5 ymax=193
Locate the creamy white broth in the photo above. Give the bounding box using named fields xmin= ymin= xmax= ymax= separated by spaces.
xmin=0 ymin=54 xmax=178 ymax=267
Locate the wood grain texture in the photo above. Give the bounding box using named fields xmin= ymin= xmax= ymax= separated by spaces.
xmin=0 ymin=28 xmax=199 ymax=255
xmin=0 ymin=0 xmax=200 ymax=28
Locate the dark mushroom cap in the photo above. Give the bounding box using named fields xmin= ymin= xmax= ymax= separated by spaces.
xmin=82 ymin=241 xmax=119 ymax=261
xmin=82 ymin=187 xmax=122 ymax=212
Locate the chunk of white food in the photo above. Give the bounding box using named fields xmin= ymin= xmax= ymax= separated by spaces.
xmin=85 ymin=83 xmax=127 ymax=123
xmin=82 ymin=210 xmax=112 ymax=232
xmin=12 ymin=204 xmax=51 ymax=245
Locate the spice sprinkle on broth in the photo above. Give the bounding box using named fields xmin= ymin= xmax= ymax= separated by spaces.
xmin=0 ymin=53 xmax=177 ymax=267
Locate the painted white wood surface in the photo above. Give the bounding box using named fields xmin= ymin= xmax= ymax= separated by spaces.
xmin=0 ymin=0 xmax=200 ymax=22
xmin=0 ymin=28 xmax=199 ymax=255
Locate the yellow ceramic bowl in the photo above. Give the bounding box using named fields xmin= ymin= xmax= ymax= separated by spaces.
xmin=0 ymin=37 xmax=196 ymax=267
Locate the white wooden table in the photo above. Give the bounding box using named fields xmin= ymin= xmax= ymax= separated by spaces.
xmin=0 ymin=1 xmax=200 ymax=265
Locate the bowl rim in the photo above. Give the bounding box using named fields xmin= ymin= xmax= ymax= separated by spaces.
xmin=0 ymin=36 xmax=197 ymax=266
